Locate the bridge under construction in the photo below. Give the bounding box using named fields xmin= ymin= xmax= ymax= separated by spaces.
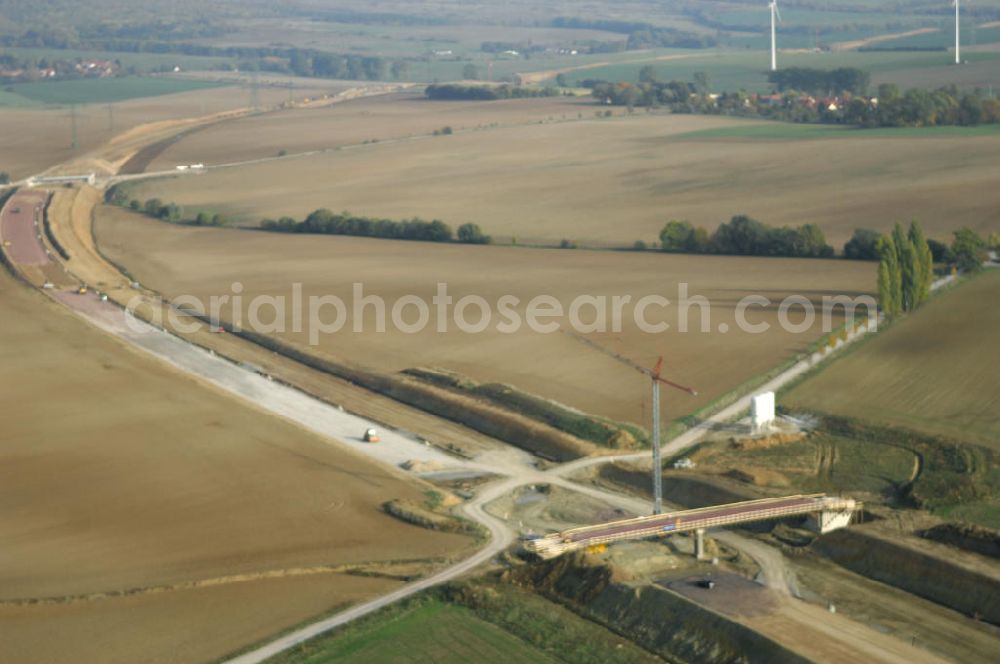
xmin=524 ymin=494 xmax=858 ymax=559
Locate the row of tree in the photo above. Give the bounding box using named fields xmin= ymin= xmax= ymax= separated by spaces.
xmin=109 ymin=188 xmax=494 ymax=244
xmin=425 ymin=83 xmax=561 ymax=101
xmin=118 ymin=195 xmax=227 ymax=226
xmin=845 ymin=225 xmax=994 ymax=271
xmin=0 ymin=29 xmax=411 ymax=82
xmin=660 ymin=215 xmax=834 ymax=258
xmin=549 ymin=17 xmax=717 ymax=49
xmin=587 ymin=73 xmax=1000 ymax=128
xmin=767 ymin=67 xmax=870 ymax=96
xmin=850 ymin=84 xmax=1000 ymax=128
xmin=261 ymin=209 xmax=493 ymax=245
xmin=659 ymin=217 xmax=994 ymax=272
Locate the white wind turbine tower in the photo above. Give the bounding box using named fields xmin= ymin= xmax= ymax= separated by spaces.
xmin=769 ymin=0 xmax=782 ymax=71
xmin=953 ymin=0 xmax=961 ymax=65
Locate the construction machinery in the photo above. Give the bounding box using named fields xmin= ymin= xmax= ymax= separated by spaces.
xmin=563 ymin=331 xmax=697 ymax=514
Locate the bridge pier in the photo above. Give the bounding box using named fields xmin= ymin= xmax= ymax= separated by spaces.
xmin=808 ymin=507 xmax=855 ymax=534
xmin=695 ymin=528 xmax=705 ymax=560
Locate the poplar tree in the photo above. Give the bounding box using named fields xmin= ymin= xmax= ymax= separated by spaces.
xmin=877 ymin=259 xmax=893 ymax=317
xmin=876 ymin=234 xmax=902 ymax=316
xmin=908 ymin=221 xmax=933 ymax=306
xmin=900 ymin=234 xmax=919 ymax=312
xmin=891 ymin=223 xmax=911 ymax=310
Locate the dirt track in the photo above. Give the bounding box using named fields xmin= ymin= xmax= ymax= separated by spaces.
xmin=830 ymin=28 xmax=940 ymax=52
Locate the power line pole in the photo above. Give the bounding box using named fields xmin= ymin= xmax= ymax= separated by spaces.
xmin=250 ymin=70 xmax=260 ymax=112
xmin=70 ymin=103 xmax=78 ymax=149
xmin=107 ymin=103 xmax=115 ymax=132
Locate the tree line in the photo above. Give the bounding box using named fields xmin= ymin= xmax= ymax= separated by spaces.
xmin=0 ymin=29 xmax=411 ymax=81
xmin=588 ymin=72 xmax=1000 ymax=128
xmin=108 ymin=188 xmax=494 ymax=244
xmin=660 ymin=215 xmax=834 ymax=258
xmin=658 ymin=216 xmax=997 ymax=276
xmin=849 ymin=84 xmax=999 ymax=128
xmin=549 ymin=17 xmax=717 ymax=49
xmin=767 ymin=67 xmax=870 ymax=96
xmin=261 ymin=210 xmax=492 ymax=245
xmin=846 ymin=225 xmax=993 ymax=272
xmin=425 ymin=84 xmax=561 ymax=101
xmin=110 ymin=191 xmax=228 ymax=227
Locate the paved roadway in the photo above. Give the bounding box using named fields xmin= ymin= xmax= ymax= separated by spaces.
xmin=0 ymin=190 xmax=50 ymax=265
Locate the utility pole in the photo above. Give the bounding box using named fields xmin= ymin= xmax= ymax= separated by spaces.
xmin=70 ymin=103 xmax=78 ymax=149
xmin=107 ymin=103 xmax=115 ymax=132
xmin=250 ymin=70 xmax=260 ymax=112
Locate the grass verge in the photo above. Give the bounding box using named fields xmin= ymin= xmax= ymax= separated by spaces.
xmin=268 ymin=581 xmax=661 ymax=664
xmin=405 ymin=367 xmax=648 ymax=448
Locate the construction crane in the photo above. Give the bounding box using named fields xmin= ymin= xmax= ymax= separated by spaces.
xmin=562 ymin=330 xmax=697 ymax=514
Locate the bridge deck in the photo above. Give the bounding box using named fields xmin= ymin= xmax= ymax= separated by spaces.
xmin=526 ymin=494 xmax=856 ymax=558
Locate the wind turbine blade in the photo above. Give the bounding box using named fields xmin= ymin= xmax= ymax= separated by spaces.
xmin=652 ymin=356 xmax=663 ymax=379
xmin=774 ymin=1 xmax=782 ymax=23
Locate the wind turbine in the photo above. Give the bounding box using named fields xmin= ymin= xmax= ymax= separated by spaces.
xmin=563 ymin=331 xmax=697 ymax=515
xmin=769 ymin=0 xmax=782 ymax=71
xmin=953 ymin=0 xmax=961 ymax=65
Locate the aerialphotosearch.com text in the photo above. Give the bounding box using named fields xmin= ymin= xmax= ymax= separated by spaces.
xmin=125 ymin=282 xmax=878 ymax=344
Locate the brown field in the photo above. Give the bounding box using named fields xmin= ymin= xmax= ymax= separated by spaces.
xmin=130 ymin=98 xmax=1000 ymax=247
xmin=786 ymin=270 xmax=1000 ymax=450
xmin=0 ymin=79 xmax=347 ymax=180
xmin=144 ymin=92 xmax=603 ymax=170
xmin=0 ymin=574 xmax=399 ymax=664
xmin=95 ymin=207 xmax=875 ymax=428
xmin=0 ymin=269 xmax=470 ymax=661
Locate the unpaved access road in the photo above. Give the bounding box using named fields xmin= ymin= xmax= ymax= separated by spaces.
xmin=54 ymin=288 xmax=489 ymax=476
